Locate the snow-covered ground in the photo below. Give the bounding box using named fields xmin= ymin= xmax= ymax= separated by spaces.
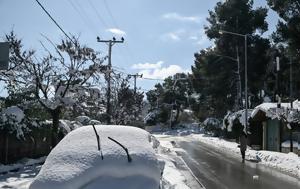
xmin=1 ymin=126 xmax=299 ymax=189
xmin=0 ymin=157 xmax=45 ymax=189
xmin=156 ymin=137 xmax=203 ymax=189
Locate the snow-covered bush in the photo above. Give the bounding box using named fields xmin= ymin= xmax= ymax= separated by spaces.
xmin=75 ymin=116 xmax=91 ymax=125
xmin=74 ymin=116 xmax=102 ymax=126
xmin=0 ymin=106 xmax=28 ymax=139
xmin=89 ymin=119 xmax=102 ymax=125
xmin=59 ymin=120 xmax=83 ymax=135
xmin=202 ymin=117 xmax=223 ymax=136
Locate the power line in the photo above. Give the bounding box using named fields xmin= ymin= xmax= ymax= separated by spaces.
xmin=87 ymin=0 xmax=109 ymax=28
xmin=101 ymin=0 xmax=135 ymax=66
xmin=142 ymin=77 xmax=164 ymax=81
xmin=34 ymin=0 xmax=75 ymax=44
xmin=67 ymin=0 xmax=98 ymax=36
xmin=102 ymin=0 xmax=119 ymax=28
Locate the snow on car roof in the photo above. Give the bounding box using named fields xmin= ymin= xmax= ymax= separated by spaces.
xmin=29 ymin=125 xmax=161 ymax=189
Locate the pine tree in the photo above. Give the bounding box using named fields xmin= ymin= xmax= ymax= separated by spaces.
xmin=191 ymin=0 xmax=271 ymax=118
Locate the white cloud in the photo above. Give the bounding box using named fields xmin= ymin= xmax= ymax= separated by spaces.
xmin=166 ymin=32 xmax=181 ymax=41
xmin=106 ymin=28 xmax=126 ymax=36
xmin=188 ymin=29 xmax=210 ymax=46
xmin=162 ymin=12 xmax=202 ymax=23
xmin=132 ymin=61 xmax=189 ymax=79
xmin=131 ymin=61 xmax=164 ymax=69
xmin=161 ymin=29 xmax=186 ymax=42
xmin=161 ymin=28 xmax=210 ymax=46
xmin=189 ymin=36 xmax=198 ymax=40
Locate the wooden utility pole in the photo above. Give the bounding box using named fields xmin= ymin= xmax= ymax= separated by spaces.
xmin=97 ymin=37 xmax=124 ymax=124
xmin=128 ymin=73 xmax=143 ymax=120
xmin=128 ymin=73 xmax=143 ymax=94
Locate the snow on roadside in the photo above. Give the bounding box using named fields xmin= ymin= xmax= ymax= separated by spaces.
xmin=155 ymin=137 xmax=191 ymax=189
xmin=0 ymin=157 xmax=46 ymax=174
xmin=191 ymin=134 xmax=300 ymax=178
xmin=0 ymin=157 xmax=45 ymax=189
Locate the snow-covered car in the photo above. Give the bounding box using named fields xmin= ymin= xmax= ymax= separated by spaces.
xmin=29 ymin=125 xmax=162 ymax=189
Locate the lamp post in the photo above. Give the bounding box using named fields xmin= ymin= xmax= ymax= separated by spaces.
xmin=219 ymin=30 xmax=248 ymax=133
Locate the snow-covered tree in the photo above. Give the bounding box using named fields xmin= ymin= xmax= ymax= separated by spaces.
xmin=111 ymin=77 xmax=144 ymax=125
xmin=1 ymin=31 xmax=106 ymax=147
xmin=146 ymin=73 xmax=193 ymax=127
xmin=62 ymin=86 xmax=106 ymax=121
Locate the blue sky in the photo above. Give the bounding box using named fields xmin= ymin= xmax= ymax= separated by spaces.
xmin=0 ymin=0 xmax=278 ymax=94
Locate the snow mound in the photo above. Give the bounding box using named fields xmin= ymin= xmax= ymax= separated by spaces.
xmin=29 ymin=125 xmax=161 ymax=189
xmin=75 ymin=116 xmax=91 ymax=125
xmin=281 ymin=140 xmax=298 ymax=148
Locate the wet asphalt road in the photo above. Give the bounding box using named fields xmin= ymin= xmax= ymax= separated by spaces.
xmin=177 ymin=140 xmax=300 ymax=189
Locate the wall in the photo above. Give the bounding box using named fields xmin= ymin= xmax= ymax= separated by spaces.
xmin=0 ymin=126 xmax=53 ymax=164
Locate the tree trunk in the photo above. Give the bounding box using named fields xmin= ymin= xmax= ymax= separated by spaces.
xmin=51 ymin=108 xmax=61 ymax=148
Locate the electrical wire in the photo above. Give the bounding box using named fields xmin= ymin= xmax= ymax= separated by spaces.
xmin=67 ymin=0 xmax=99 ymax=36
xmin=142 ymin=77 xmax=164 ymax=81
xmin=87 ymin=0 xmax=109 ymax=28
xmin=34 ymin=0 xmax=75 ymax=44
xmin=101 ymin=0 xmax=136 ymax=68
xmin=102 ymin=0 xmax=119 ymax=28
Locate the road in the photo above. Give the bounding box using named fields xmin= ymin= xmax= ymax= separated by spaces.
xmin=176 ymin=139 xmax=300 ymax=189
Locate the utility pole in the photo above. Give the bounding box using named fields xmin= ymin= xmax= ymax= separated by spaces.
xmin=97 ymin=36 xmax=124 ymax=124
xmin=289 ymin=56 xmax=293 ymax=105
xmin=289 ymin=56 xmax=293 ymax=152
xmin=236 ymin=45 xmax=242 ymax=110
xmin=128 ymin=73 xmax=143 ymax=94
xmin=275 ymin=56 xmax=280 ymax=108
xmin=128 ymin=73 xmax=143 ymax=121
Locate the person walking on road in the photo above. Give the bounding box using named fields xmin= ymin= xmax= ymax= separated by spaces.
xmin=239 ymin=131 xmax=247 ymax=162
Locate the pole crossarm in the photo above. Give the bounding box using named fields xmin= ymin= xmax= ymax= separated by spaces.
xmin=128 ymin=73 xmax=143 ymax=94
xmin=219 ymin=30 xmax=247 ymax=37
xmin=213 ymin=53 xmax=238 ymax=62
xmin=97 ymin=36 xmax=124 ymax=124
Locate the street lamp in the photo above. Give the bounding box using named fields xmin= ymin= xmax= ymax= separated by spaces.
xmin=219 ymin=30 xmax=248 ymax=133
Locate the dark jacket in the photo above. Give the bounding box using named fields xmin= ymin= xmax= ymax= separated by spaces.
xmin=240 ymin=134 xmax=247 ymax=151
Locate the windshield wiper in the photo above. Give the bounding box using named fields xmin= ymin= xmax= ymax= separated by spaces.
xmin=92 ymin=125 xmax=104 ymax=160
xmin=108 ymin=137 xmax=132 ymax=163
